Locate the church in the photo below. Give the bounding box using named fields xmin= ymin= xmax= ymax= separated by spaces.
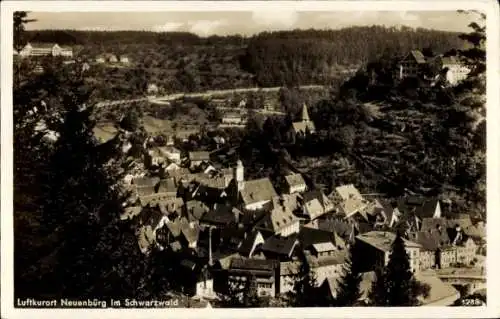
xmin=292 ymin=103 xmax=316 ymax=135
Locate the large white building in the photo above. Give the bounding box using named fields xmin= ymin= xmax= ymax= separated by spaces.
xmin=18 ymin=42 xmax=73 ymax=58
xmin=440 ymin=56 xmax=471 ymax=86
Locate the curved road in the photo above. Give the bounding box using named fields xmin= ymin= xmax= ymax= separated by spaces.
xmin=96 ymin=85 xmax=326 ymax=108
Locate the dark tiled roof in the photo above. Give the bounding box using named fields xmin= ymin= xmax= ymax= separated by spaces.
xmin=238 ymin=230 xmax=262 ymax=257
xmin=200 ymin=204 xmax=236 ymax=225
xmin=397 ymin=197 xmax=440 ymax=219
xmin=140 ymin=207 xmax=164 ymax=229
xmin=261 ymin=234 xmax=298 ymax=257
xmin=298 ymin=226 xmax=337 ymax=249
xmin=166 ymin=219 xmax=183 ymax=238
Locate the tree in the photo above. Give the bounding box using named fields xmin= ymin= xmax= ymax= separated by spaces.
xmin=120 ymin=108 xmax=140 ymax=132
xmin=288 ymin=252 xmax=323 ymax=307
xmin=333 ymin=241 xmax=364 ymax=306
xmin=14 ymin=11 xmax=36 ymax=53
xmin=368 ymin=232 xmax=430 ymax=306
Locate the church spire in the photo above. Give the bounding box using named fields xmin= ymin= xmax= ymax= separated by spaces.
xmin=301 ymin=103 xmax=310 ymax=122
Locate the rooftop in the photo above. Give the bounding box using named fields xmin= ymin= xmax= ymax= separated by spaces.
xmin=285 ymin=173 xmax=306 ymax=188
xmin=240 ymin=178 xmax=278 ymax=206
xmin=356 ymin=231 xmax=422 ymax=252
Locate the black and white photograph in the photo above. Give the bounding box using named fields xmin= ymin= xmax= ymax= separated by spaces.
xmin=1 ymin=1 xmax=499 ymax=318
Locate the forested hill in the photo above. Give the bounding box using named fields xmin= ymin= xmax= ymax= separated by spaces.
xmin=24 ymin=26 xmax=466 ymax=89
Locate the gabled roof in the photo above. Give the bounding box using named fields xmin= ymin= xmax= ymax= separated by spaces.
xmin=136 ymin=186 xmax=156 ymax=197
xmin=299 ymin=226 xmax=341 ymax=249
xmin=238 ymin=230 xmax=263 ymax=257
xmin=261 ymin=234 xmax=298 ymax=257
xmin=312 ymin=242 xmax=336 ymax=253
xmin=420 ymin=217 xmax=448 ymax=232
xmin=306 ymin=250 xmax=347 ymax=268
xmin=28 ymin=42 xmax=58 ymax=49
xmin=410 ymin=50 xmax=426 ymax=64
xmin=140 ymin=206 xmax=165 ymax=229
xmin=166 ymin=219 xmax=183 ymax=238
xmin=240 ymin=178 xmax=278 ymax=206
xmin=121 ymin=206 xmax=142 ymax=220
xmin=181 ymin=223 xmax=201 ymax=244
xmin=335 ymin=184 xmax=369 ymax=217
xmin=292 ymin=121 xmax=316 ymax=134
xmin=397 ymin=197 xmax=440 ymax=219
xmin=317 ymin=218 xmax=356 ymax=242
xmin=285 ymin=174 xmax=306 ymax=189
xmin=255 ymin=197 xmax=299 ymax=233
xmin=157 ymin=178 xmax=177 ymax=194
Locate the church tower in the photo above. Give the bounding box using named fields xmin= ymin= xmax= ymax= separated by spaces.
xmin=235 ymin=160 xmax=245 ymax=192
xmin=301 ymin=103 xmax=311 ymax=122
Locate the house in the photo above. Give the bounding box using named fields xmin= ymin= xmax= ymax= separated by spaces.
xmin=119 ymin=55 xmax=130 ymax=64
xmin=355 ymin=231 xmax=422 ymax=273
xmin=189 ymin=151 xmax=210 ymax=169
xmin=147 ymin=83 xmax=159 ymax=95
xmin=407 ymin=229 xmax=451 ymax=270
xmin=95 ymin=56 xmax=106 ymax=63
xmin=306 ymin=250 xmax=348 ymax=285
xmin=278 ymin=261 xmax=301 ymax=295
xmin=395 ymin=50 xmax=427 ymax=80
xmin=238 ymin=230 xmax=265 ymax=258
xmin=239 ymin=178 xmax=279 ymax=211
xmin=292 ymin=103 xmax=316 ymax=135
xmin=227 ymin=258 xmax=277 ymax=298
xmin=436 ymin=55 xmax=470 ymax=86
xmin=19 ymin=42 xmax=73 ymax=57
xmin=108 ymin=54 xmax=118 ymax=63
xmin=255 ymin=197 xmax=300 ymax=237
xmin=180 ymin=221 xmax=201 ymax=249
xmin=146 ymin=148 xmax=166 ymax=167
xmin=159 ymin=146 xmax=182 ymax=164
xmin=284 ymin=173 xmax=307 ymax=194
xmin=221 ymin=113 xmax=246 ymax=126
xmin=396 ymin=197 xmax=442 ymax=230
xmin=334 ymin=184 xmax=370 ymax=219
xmin=260 ymin=234 xmax=299 ymax=260
xmin=317 ymin=218 xmax=358 ymax=245
xmin=300 ymin=190 xmax=335 ymax=221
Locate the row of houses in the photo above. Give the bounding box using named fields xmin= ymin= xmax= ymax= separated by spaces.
xmin=119 ymin=138 xmax=485 ymax=304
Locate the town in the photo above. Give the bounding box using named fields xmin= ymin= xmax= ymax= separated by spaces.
xmin=12 ymin=10 xmax=487 ymax=310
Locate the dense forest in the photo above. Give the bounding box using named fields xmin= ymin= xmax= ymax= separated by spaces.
xmin=23 ymin=26 xmax=466 ymax=97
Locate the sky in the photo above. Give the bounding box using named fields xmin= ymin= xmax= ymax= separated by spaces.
xmin=25 ymin=11 xmax=480 ymax=36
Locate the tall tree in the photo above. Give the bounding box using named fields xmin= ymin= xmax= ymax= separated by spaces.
xmin=333 ymin=241 xmax=364 ymax=306
xmin=13 ymin=11 xmax=36 ymax=87
xmin=368 ymin=232 xmax=429 ymax=306
xmin=288 ymin=252 xmax=322 ymax=307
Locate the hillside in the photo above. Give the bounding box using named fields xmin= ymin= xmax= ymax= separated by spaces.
xmin=25 ymin=26 xmax=465 ymax=98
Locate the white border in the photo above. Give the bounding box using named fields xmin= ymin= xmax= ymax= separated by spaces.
xmin=1 ymin=1 xmax=499 ymax=319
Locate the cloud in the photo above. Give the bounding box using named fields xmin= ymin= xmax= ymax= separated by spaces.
xmin=187 ymin=20 xmax=227 ymax=36
xmin=151 ymin=22 xmax=184 ymax=32
xmin=251 ymin=10 xmax=299 ymax=29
